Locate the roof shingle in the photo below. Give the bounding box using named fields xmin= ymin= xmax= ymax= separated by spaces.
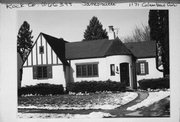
xmin=125 ymin=41 xmax=156 ymax=58
xmin=41 ymin=33 xmax=156 ymax=61
xmin=65 ymin=38 xmax=132 ymax=60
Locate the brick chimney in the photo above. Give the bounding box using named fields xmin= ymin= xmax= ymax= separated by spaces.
xmin=108 ymin=26 xmax=115 ymax=40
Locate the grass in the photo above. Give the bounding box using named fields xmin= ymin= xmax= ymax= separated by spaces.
xmin=18 ymin=91 xmax=170 ymax=118
xmin=18 ymin=92 xmax=128 ymax=109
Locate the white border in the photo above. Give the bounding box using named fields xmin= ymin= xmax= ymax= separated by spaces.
xmin=0 ymin=2 xmax=180 ymax=122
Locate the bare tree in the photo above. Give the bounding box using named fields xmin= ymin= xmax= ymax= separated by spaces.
xmin=123 ymin=25 xmax=150 ymax=43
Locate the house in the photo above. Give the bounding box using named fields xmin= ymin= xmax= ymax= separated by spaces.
xmin=21 ymin=33 xmax=137 ymax=89
xmin=20 ymin=26 xmax=163 ymax=90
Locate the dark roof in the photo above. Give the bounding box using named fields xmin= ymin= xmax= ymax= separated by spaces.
xmin=42 ymin=33 xmax=69 ymax=65
xmin=105 ymin=39 xmax=132 ymax=56
xmin=65 ymin=38 xmax=132 ymax=60
xmin=124 ymin=41 xmax=156 ymax=58
xmin=39 ymin=33 xmax=155 ymax=62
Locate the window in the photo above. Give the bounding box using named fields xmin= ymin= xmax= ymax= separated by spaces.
xmin=37 ymin=66 xmax=47 ymax=78
xmin=76 ymin=63 xmax=98 ymax=77
xmin=136 ymin=61 xmax=149 ymax=75
xmin=39 ymin=46 xmax=44 ymax=54
xmin=110 ymin=64 xmax=115 ymax=76
xmin=33 ymin=66 xmax=52 ymax=79
xmin=140 ymin=63 xmax=145 ymax=74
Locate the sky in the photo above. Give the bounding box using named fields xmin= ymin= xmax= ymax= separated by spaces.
xmin=17 ymin=9 xmax=149 ymax=42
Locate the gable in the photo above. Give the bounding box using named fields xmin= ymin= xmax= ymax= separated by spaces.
xmin=42 ymin=33 xmax=69 ymax=65
xmin=125 ymin=41 xmax=156 ymax=58
xmin=23 ymin=33 xmax=64 ymax=67
xmin=105 ymin=38 xmax=132 ymax=56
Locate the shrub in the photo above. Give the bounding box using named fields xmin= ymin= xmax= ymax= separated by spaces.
xmin=66 ymin=80 xmax=126 ymax=93
xmin=138 ymin=77 xmax=169 ymax=90
xmin=18 ymin=83 xmax=64 ymax=96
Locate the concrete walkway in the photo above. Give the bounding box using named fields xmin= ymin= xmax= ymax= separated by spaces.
xmin=104 ymin=91 xmax=149 ymax=117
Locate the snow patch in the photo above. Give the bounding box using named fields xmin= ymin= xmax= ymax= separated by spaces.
xmin=18 ymin=112 xmax=115 ymax=118
xmin=121 ymin=92 xmax=138 ymax=105
xmin=127 ymin=90 xmax=170 ymax=111
xmin=18 ymin=92 xmax=138 ymax=110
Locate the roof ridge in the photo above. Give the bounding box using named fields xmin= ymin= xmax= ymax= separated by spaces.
xmin=41 ymin=32 xmax=60 ymax=40
xmin=103 ymin=39 xmax=114 ymax=56
xmin=66 ymin=38 xmax=109 ymax=44
xmin=124 ymin=40 xmax=156 ymax=44
xmin=105 ymin=38 xmax=132 ymax=56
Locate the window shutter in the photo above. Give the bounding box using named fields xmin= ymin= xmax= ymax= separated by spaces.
xmin=136 ymin=62 xmax=140 ymax=75
xmin=145 ymin=62 xmax=149 ymax=74
xmin=47 ymin=66 xmax=52 ymax=78
xmin=33 ymin=66 xmax=38 ymax=79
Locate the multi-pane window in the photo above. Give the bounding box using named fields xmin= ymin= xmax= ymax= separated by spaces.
xmin=33 ymin=66 xmax=52 ymax=79
xmin=76 ymin=63 xmax=98 ymax=77
xmin=39 ymin=46 xmax=44 ymax=54
xmin=136 ymin=61 xmax=149 ymax=75
xmin=37 ymin=66 xmax=47 ymax=79
xmin=140 ymin=63 xmax=145 ymax=74
xmin=110 ymin=64 xmax=115 ymax=76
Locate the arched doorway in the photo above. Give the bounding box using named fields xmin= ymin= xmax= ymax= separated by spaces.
xmin=120 ymin=63 xmax=130 ymax=86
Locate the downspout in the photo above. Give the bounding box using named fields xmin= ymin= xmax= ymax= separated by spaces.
xmin=133 ymin=56 xmax=137 ymax=89
xmin=156 ymin=41 xmax=164 ymax=72
xmin=64 ymin=60 xmax=71 ymax=91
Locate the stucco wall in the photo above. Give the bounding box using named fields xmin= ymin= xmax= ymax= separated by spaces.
xmin=106 ymin=55 xmax=133 ymax=88
xmin=70 ymin=55 xmax=133 ymax=88
xmin=21 ymin=65 xmax=66 ymax=88
xmin=137 ymin=58 xmax=163 ymax=82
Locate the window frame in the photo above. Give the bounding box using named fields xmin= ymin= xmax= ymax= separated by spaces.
xmin=136 ymin=61 xmax=149 ymax=75
xmin=37 ymin=66 xmax=48 ymax=79
xmin=140 ymin=62 xmax=146 ymax=75
xmin=39 ymin=46 xmax=44 ymax=54
xmin=110 ymin=64 xmax=115 ymax=76
xmin=33 ymin=65 xmax=52 ymax=79
xmin=76 ymin=62 xmax=99 ymax=78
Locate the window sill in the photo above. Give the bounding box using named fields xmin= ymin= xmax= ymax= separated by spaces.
xmin=37 ymin=78 xmax=50 ymax=80
xmin=76 ymin=76 xmax=99 ymax=78
xmin=137 ymin=74 xmax=148 ymax=76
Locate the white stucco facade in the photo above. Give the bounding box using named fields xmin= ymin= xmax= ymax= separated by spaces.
xmin=69 ymin=55 xmax=134 ymax=88
xmin=21 ymin=34 xmax=66 ymax=88
xmin=21 ymin=65 xmax=66 ymax=87
xmin=136 ymin=58 xmax=163 ymax=82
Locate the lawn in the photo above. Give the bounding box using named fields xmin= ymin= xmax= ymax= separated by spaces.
xmin=18 ymin=90 xmax=170 ymax=118
xmin=18 ymin=92 xmax=138 ymax=110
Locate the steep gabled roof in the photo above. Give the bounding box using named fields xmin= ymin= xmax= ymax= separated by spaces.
xmin=42 ymin=33 xmax=69 ymax=65
xmin=65 ymin=38 xmax=132 ymax=60
xmin=124 ymin=41 xmax=156 ymax=58
xmin=105 ymin=38 xmax=132 ymax=56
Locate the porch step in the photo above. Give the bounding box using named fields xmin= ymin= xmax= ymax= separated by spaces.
xmin=126 ymin=87 xmax=135 ymax=92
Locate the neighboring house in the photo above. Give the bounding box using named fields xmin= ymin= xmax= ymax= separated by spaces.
xmin=17 ymin=52 xmax=23 ymax=89
xmin=20 ymin=26 xmax=163 ymax=90
xmin=125 ymin=41 xmax=163 ymax=83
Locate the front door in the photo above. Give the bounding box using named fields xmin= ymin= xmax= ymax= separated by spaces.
xmin=120 ymin=63 xmax=130 ymax=86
